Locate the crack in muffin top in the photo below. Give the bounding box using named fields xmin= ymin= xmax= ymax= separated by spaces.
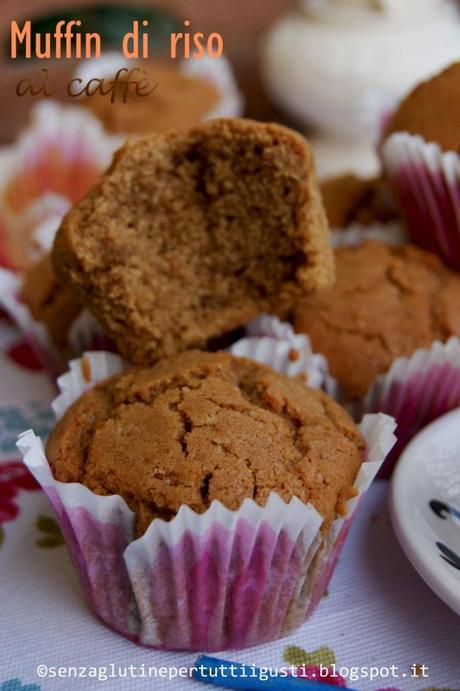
xmin=46 ymin=350 xmax=364 ymax=535
xmin=294 ymin=240 xmax=460 ymax=400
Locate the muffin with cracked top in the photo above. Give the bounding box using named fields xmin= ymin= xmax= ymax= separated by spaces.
xmin=294 ymin=240 xmax=460 ymax=401
xmin=47 ymin=349 xmax=364 ymax=535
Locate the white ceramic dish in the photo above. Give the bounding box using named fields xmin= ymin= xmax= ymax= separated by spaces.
xmin=390 ymin=408 xmax=460 ymax=615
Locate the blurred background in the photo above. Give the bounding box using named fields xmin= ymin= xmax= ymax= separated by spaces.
xmin=2 ymin=0 xmax=460 ymax=176
xmin=1 ymin=1 xmax=291 ymax=138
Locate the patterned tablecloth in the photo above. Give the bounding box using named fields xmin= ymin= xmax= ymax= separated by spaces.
xmin=0 ymin=313 xmax=459 ymax=691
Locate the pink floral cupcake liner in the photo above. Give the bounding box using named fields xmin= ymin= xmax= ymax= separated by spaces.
xmin=17 ymin=351 xmax=396 ymax=651
xmin=243 ymin=315 xmax=460 ymax=478
xmin=382 ymin=131 xmax=460 ymax=270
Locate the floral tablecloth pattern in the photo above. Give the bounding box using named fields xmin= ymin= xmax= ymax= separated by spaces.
xmin=0 ymin=314 xmax=459 ymax=691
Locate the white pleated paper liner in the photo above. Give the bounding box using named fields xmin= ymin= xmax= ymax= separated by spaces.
xmin=382 ymin=131 xmax=460 ymax=270
xmin=17 ymin=351 xmax=396 ymax=651
xmin=228 ymin=315 xmax=328 ymax=390
xmin=0 ymin=268 xmax=62 ymax=377
xmin=243 ymin=315 xmax=460 ymax=477
xmin=353 ymin=336 xmax=460 ymax=469
xmin=0 ymin=268 xmax=112 ymax=378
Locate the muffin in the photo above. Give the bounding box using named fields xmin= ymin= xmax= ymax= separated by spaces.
xmin=19 ymin=349 xmax=395 ymax=650
xmin=381 ymin=62 xmax=460 ymax=269
xmin=320 ymin=174 xmax=397 ymax=230
xmin=291 ymin=240 xmax=460 ymax=471
xmin=294 ymin=240 xmax=460 ymax=399
xmin=384 ymin=62 xmax=460 ymax=153
xmin=81 ymin=60 xmax=222 ymax=136
xmin=52 ymin=118 xmax=334 ymax=366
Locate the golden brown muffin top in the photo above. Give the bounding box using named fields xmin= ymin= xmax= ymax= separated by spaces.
xmin=52 ymin=118 xmax=333 ymax=366
xmin=384 ymin=62 xmax=460 ymax=153
xmin=294 ymin=241 xmax=460 ymax=400
xmin=82 ymin=60 xmax=221 ymax=136
xmin=320 ymin=174 xmax=397 ymax=229
xmin=46 ymin=350 xmax=364 ymax=535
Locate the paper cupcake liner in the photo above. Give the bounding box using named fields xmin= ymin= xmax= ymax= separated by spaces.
xmin=17 ymin=351 xmax=396 ymax=651
xmin=0 ymin=101 xmax=121 ymax=270
xmin=354 ymin=337 xmax=460 ymax=472
xmin=65 ymin=310 xmax=114 ymax=361
xmin=0 ymin=268 xmax=111 ymax=377
xmin=0 ymin=193 xmax=70 ymax=271
xmin=382 ymin=131 xmax=460 ymax=270
xmin=0 ymin=268 xmax=61 ymax=376
xmin=1 ymin=101 xmax=121 ymax=215
xmin=243 ymin=316 xmax=460 ymax=477
xmin=228 ymin=315 xmax=328 ymax=390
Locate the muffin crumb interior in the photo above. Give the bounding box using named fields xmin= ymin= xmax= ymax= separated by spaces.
xmin=52 ymin=118 xmax=333 ymax=365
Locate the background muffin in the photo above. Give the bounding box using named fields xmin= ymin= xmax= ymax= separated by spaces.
xmin=320 ymin=174 xmax=397 ymax=230
xmin=294 ymin=240 xmax=460 ymax=401
xmin=289 ymin=239 xmax=460 ymax=472
xmin=384 ymin=62 xmax=460 ymax=154
xmin=81 ymin=61 xmax=221 ymax=136
xmin=381 ymin=62 xmax=460 ymax=270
